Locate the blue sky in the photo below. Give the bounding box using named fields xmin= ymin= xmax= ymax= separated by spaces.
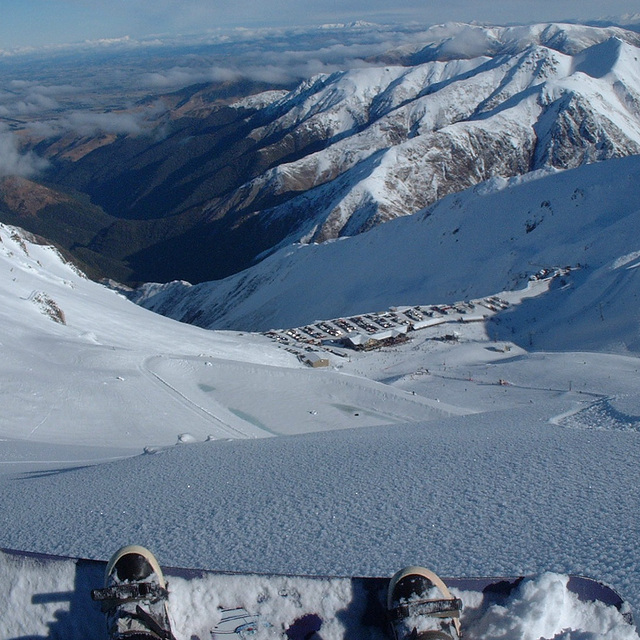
xmin=1 ymin=0 xmax=639 ymax=50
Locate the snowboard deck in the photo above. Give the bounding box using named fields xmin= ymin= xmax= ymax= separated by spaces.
xmin=0 ymin=547 xmax=634 ymax=640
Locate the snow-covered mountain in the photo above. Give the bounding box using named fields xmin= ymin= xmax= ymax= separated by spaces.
xmin=134 ymin=154 xmax=640 ymax=354
xmin=376 ymin=21 xmax=640 ymax=62
xmin=3 ymin=24 xmax=640 ymax=630
xmin=206 ymin=24 xmax=640 ymax=251
xmin=26 ymin=22 xmax=640 ymax=285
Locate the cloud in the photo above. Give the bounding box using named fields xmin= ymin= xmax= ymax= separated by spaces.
xmin=0 ymin=80 xmax=81 ymax=117
xmin=3 ymin=23 xmax=434 ymax=95
xmin=1 ymin=75 xmax=171 ymax=141
xmin=0 ymin=126 xmax=49 ymax=178
xmin=135 ymin=24 xmax=423 ymax=89
xmin=438 ymin=25 xmax=498 ymax=58
xmin=144 ymin=66 xmax=242 ymax=89
xmin=142 ymin=60 xmax=352 ymax=88
xmin=1 ymin=94 xmax=60 ymax=117
xmin=26 ymin=105 xmax=168 ymax=139
xmin=0 ymin=23 xmax=442 ymax=147
xmin=2 ymin=0 xmax=640 ymax=54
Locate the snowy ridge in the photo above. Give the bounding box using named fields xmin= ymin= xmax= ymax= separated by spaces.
xmin=206 ymin=24 xmax=640 ymax=250
xmin=389 ymin=22 xmax=640 ymax=61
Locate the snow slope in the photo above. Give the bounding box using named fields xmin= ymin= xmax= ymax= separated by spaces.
xmin=1 ymin=219 xmax=640 ymax=638
xmin=0 ymin=223 xmax=469 ymax=457
xmin=0 ymin=224 xmax=297 ymax=453
xmin=135 ymin=154 xmax=640 ymax=354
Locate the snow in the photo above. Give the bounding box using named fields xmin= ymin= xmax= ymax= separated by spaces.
xmin=2 ymin=23 xmax=640 ymax=635
xmin=461 ymin=573 xmax=636 ymax=640
xmin=1 ymin=202 xmax=640 ymax=638
xmin=1 ymin=551 xmax=634 ymax=640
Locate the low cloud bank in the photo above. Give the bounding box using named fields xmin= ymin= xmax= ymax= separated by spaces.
xmin=26 ymin=107 xmax=165 ymax=139
xmin=139 ymin=25 xmax=420 ymax=88
xmin=0 ymin=126 xmax=48 ymax=178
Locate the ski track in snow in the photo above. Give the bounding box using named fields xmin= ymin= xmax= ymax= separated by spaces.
xmin=140 ymin=356 xmax=259 ymax=440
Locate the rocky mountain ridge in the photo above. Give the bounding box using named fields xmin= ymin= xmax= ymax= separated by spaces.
xmin=5 ymin=22 xmax=640 ymax=285
xmin=211 ymin=34 xmax=640 ymax=250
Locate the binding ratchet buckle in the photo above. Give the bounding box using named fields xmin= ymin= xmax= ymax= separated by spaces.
xmin=389 ymin=597 xmax=463 ymax=621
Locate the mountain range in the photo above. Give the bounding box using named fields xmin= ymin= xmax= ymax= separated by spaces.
xmin=4 ymin=21 xmax=640 ymax=287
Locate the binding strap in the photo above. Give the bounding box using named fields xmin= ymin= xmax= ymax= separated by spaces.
xmin=134 ymin=604 xmax=177 ymax=640
xmin=389 ymin=597 xmax=463 ymax=622
xmin=91 ymin=582 xmax=169 ymax=603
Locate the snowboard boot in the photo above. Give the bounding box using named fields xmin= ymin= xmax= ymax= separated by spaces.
xmin=387 ymin=566 xmax=462 ymax=640
xmin=91 ymin=545 xmax=177 ymax=640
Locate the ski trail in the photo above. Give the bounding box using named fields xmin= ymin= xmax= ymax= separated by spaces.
xmin=28 ymin=408 xmax=53 ymax=436
xmin=139 ymin=356 xmax=263 ymax=440
xmin=428 ymin=371 xmax=606 ymax=398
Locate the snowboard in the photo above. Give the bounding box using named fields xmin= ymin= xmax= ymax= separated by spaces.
xmin=0 ymin=546 xmax=634 ymax=640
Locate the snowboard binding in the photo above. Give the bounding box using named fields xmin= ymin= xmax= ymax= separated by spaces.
xmin=91 ymin=545 xmax=177 ymax=640
xmin=387 ymin=567 xmax=462 ymax=640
